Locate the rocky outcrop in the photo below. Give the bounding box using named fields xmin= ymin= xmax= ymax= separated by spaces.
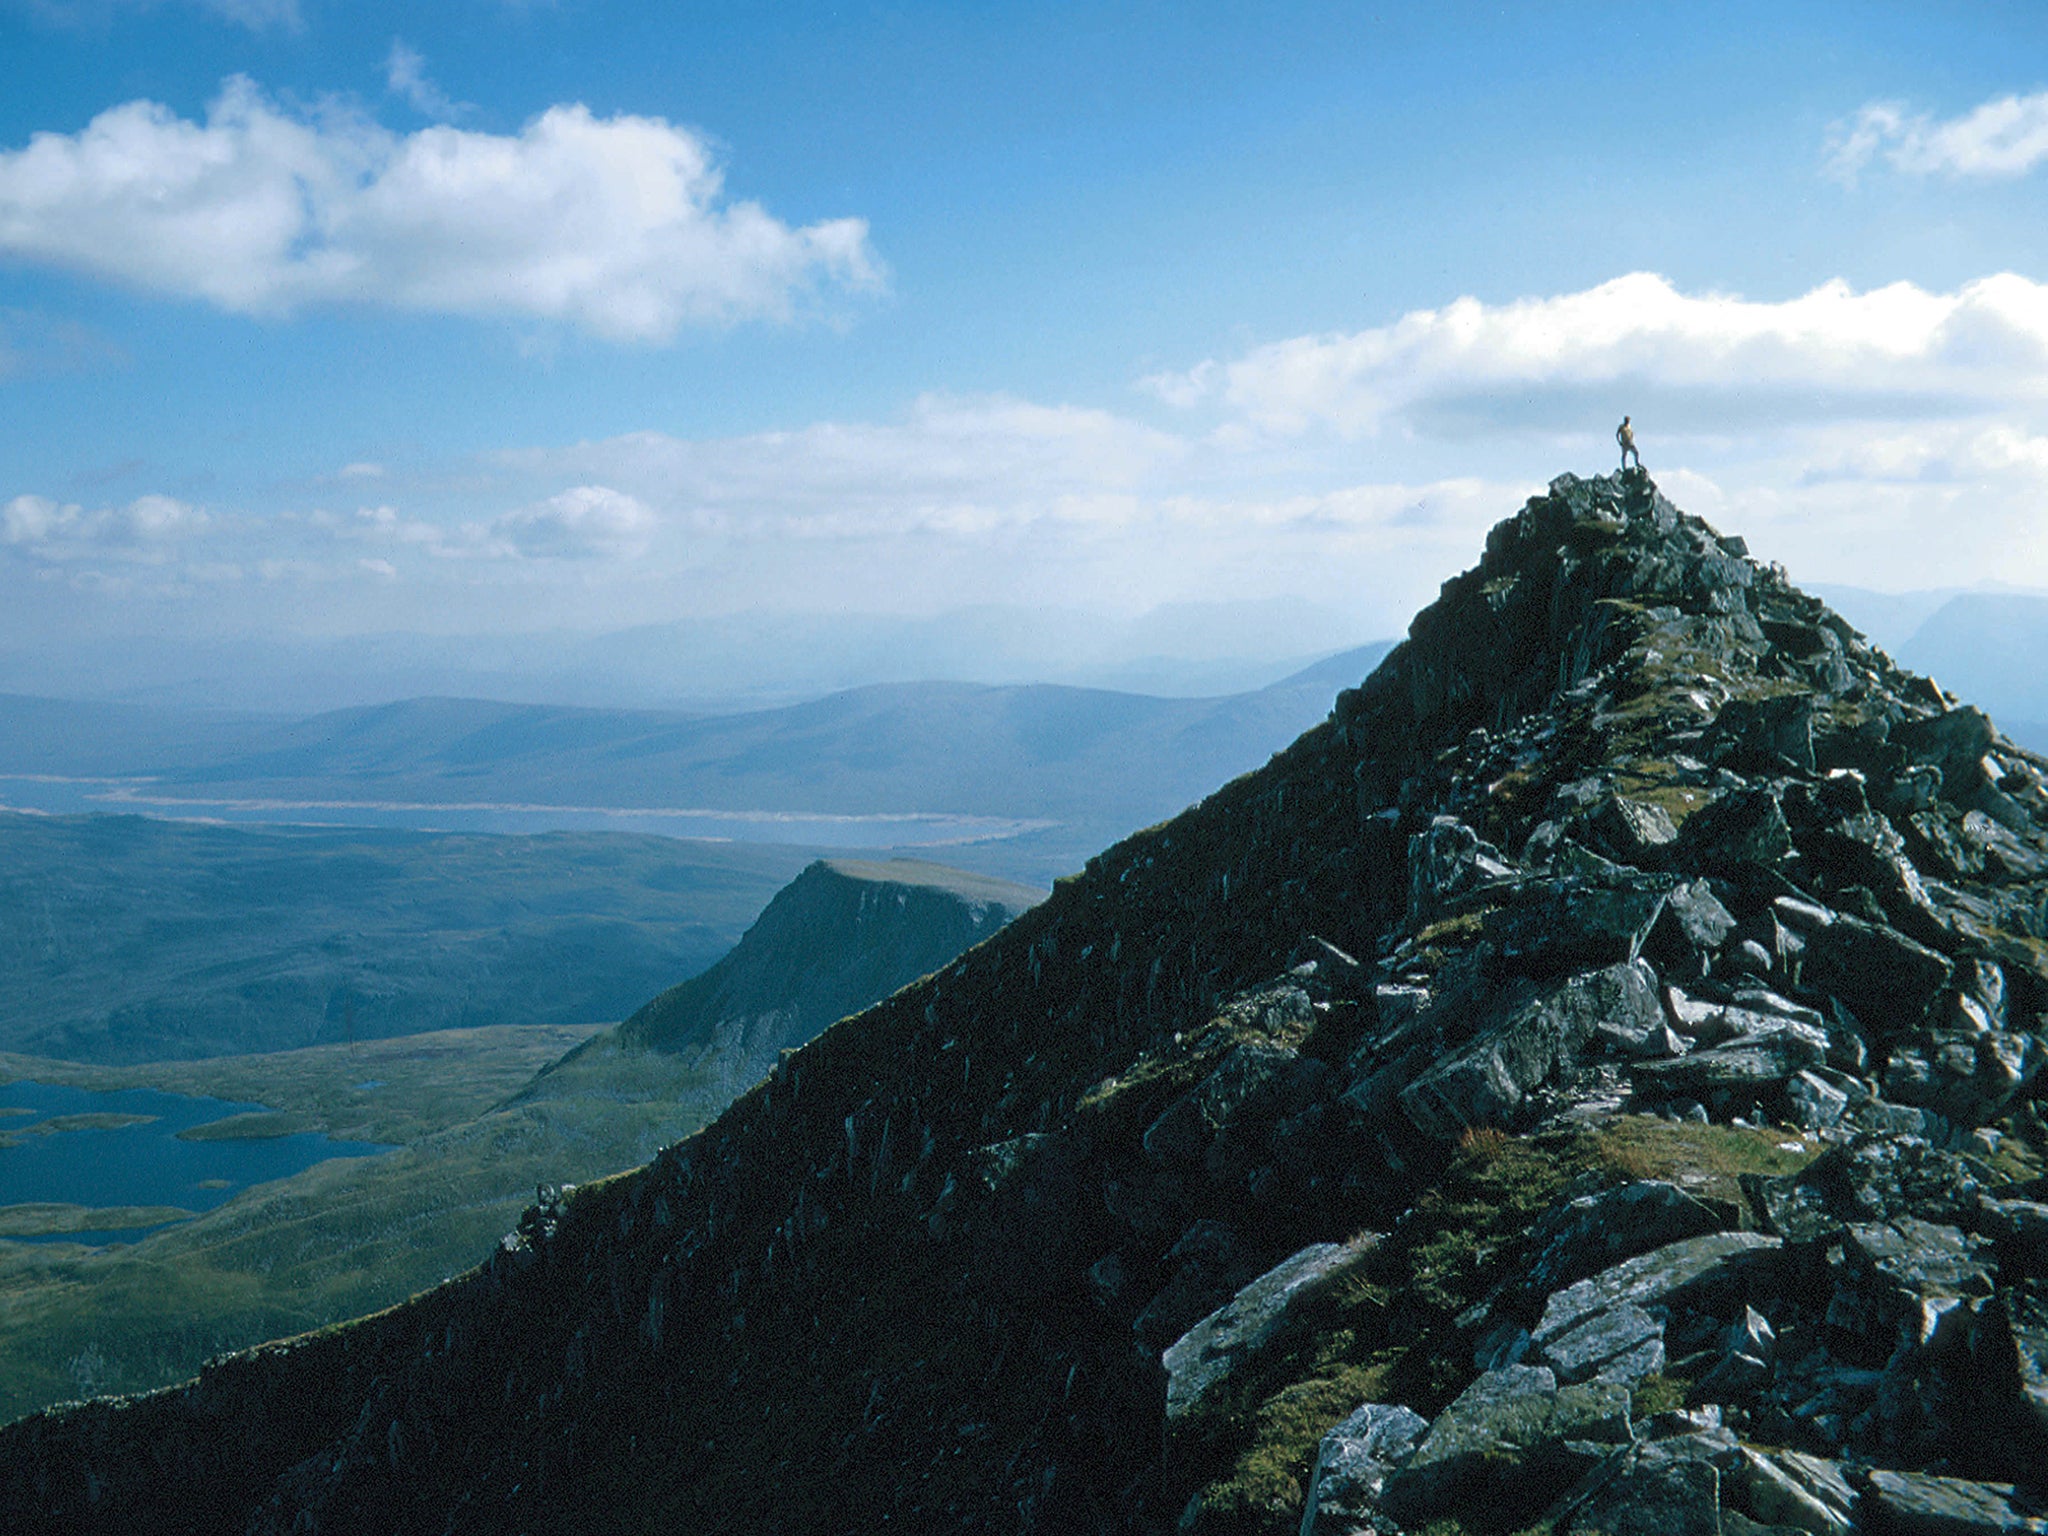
xmin=6 ymin=471 xmax=2047 ymax=1536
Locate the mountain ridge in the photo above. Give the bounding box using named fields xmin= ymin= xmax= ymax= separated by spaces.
xmin=8 ymin=472 xmax=2048 ymax=1536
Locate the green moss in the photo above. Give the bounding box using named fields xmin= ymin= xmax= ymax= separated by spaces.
xmin=1629 ymin=1372 xmax=1687 ymax=1418
xmin=1415 ymin=911 xmax=1487 ymax=947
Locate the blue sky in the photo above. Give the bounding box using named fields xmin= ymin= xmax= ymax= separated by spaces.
xmin=5 ymin=1 xmax=2048 ymax=697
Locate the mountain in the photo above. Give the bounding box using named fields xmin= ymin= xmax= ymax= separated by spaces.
xmin=0 ymin=815 xmax=821 ymax=1062
xmin=0 ymin=645 xmax=1393 ymax=884
xmin=9 ymin=473 xmax=2048 ymax=1535
xmin=0 ymin=604 xmax=1373 ymax=715
xmin=0 ymin=858 xmax=1038 ymax=1423
xmin=588 ymin=858 xmax=1043 ymax=1100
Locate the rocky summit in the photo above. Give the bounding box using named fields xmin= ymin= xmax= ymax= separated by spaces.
xmin=6 ymin=471 xmax=2048 ymax=1536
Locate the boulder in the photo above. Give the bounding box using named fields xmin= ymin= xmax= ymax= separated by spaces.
xmin=1162 ymin=1234 xmax=1378 ymax=1423
xmin=1399 ymin=963 xmax=1660 ymax=1139
xmin=1296 ymin=1402 xmax=1429 ymax=1536
xmin=1533 ymin=1232 xmax=1784 ymax=1351
xmin=1862 ymin=1468 xmax=2048 ymax=1535
xmin=1801 ymin=917 xmax=1952 ymax=1043
xmin=1378 ymin=1365 xmax=1633 ymax=1528
xmin=1520 ymin=1179 xmax=1727 ymax=1299
xmin=1483 ymin=880 xmax=1670 ymax=977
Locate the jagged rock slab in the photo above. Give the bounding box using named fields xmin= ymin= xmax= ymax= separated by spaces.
xmin=1296 ymin=1402 xmax=1428 ymax=1536
xmin=1534 ymin=1232 xmax=1784 ymax=1349
xmin=1163 ymin=1234 xmax=1378 ymax=1423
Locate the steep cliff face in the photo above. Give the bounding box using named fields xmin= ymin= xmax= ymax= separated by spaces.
xmin=604 ymin=857 xmax=1043 ymax=1099
xmin=8 ymin=473 xmax=2048 ymax=1536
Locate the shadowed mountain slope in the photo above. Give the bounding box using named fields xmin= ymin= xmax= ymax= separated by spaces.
xmin=9 ymin=474 xmax=2048 ymax=1536
xmin=596 ymin=858 xmax=1043 ymax=1093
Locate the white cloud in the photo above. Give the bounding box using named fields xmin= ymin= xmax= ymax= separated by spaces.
xmin=384 ymin=40 xmax=464 ymax=121
xmin=1828 ymin=90 xmax=2048 ymax=182
xmin=489 ymin=485 xmax=655 ymax=559
xmin=0 ymin=77 xmax=883 ymax=340
xmin=17 ymin=0 xmax=301 ymax=32
xmin=519 ymin=393 xmax=1188 ymax=530
xmin=1 ymin=492 xmax=209 ymax=561
xmin=1144 ymin=273 xmax=2048 ymax=437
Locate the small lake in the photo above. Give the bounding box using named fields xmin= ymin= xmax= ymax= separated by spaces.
xmin=0 ymin=1080 xmax=394 ymax=1244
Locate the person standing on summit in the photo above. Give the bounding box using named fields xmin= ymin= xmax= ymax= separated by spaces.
xmin=1617 ymin=415 xmax=1641 ymax=472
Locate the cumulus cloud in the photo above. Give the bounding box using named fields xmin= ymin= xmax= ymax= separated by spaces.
xmin=489 ymin=485 xmax=655 ymax=559
xmin=1 ymin=492 xmax=209 ymax=562
xmin=0 ymin=77 xmax=882 ymax=340
xmin=1143 ymin=273 xmax=2048 ymax=438
xmin=1828 ymin=90 xmax=2048 ymax=183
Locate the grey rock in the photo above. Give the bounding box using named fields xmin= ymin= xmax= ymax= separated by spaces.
xmin=1864 ymin=1469 xmax=2048 ymax=1534
xmin=1564 ymin=1454 xmax=1721 ymax=1536
xmin=1400 ymin=963 xmax=1660 ymax=1139
xmin=1801 ymin=916 xmax=1952 ymax=1044
xmin=1534 ymin=1232 xmax=1783 ymax=1350
xmin=1380 ymin=1365 xmax=1632 ymax=1527
xmin=1522 ymin=1179 xmax=1727 ymax=1299
xmin=1297 ymin=1402 xmax=1429 ymax=1536
xmin=1483 ymin=880 xmax=1671 ymax=977
xmin=1740 ymin=1448 xmax=1856 ymax=1536
xmin=1163 ymin=1234 xmax=1378 ymax=1422
xmin=1538 ymin=1300 xmax=1666 ymax=1385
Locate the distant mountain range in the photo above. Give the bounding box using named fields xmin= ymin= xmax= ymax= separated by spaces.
xmin=1812 ymin=583 xmax=2048 ymax=751
xmin=0 ymin=600 xmax=1375 ymax=715
xmin=0 ymin=642 xmax=1394 ymax=883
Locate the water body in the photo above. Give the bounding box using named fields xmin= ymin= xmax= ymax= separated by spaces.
xmin=0 ymin=1080 xmax=393 ymax=1244
xmin=0 ymin=775 xmax=1048 ymax=848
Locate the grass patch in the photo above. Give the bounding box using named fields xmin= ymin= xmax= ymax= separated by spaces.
xmin=1591 ymin=1115 xmax=1822 ymax=1210
xmin=0 ymin=1204 xmax=196 ymax=1238
xmin=175 ymin=1112 xmax=314 ymax=1142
